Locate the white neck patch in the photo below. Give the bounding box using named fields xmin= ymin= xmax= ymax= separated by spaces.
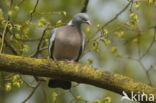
xmin=67 ymin=20 xmax=73 ymax=25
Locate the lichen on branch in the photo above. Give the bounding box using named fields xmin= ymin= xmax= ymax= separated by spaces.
xmin=0 ymin=54 xmax=156 ymax=103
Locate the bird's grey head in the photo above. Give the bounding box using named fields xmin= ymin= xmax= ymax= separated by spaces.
xmin=68 ymin=13 xmax=91 ymax=27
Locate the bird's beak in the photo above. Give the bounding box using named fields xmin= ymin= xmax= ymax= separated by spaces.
xmin=84 ymin=20 xmax=92 ymax=26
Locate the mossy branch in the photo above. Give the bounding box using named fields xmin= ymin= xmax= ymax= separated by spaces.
xmin=0 ymin=54 xmax=156 ymax=103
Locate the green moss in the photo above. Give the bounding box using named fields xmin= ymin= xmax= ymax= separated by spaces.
xmin=0 ymin=53 xmax=156 ymax=102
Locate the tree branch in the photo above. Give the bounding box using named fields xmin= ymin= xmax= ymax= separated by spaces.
xmin=22 ymin=81 xmax=41 ymax=103
xmin=0 ymin=54 xmax=156 ymax=103
xmin=81 ymin=0 xmax=89 ymax=13
xmin=0 ymin=21 xmax=9 ymax=53
xmin=29 ymin=0 xmax=39 ymax=21
xmin=32 ymin=27 xmax=48 ymax=57
xmin=95 ymin=0 xmax=132 ymax=34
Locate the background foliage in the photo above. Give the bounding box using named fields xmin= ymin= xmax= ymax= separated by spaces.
xmin=0 ymin=0 xmax=156 ymax=103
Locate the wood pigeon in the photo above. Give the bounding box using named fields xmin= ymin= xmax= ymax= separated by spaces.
xmin=48 ymin=13 xmax=91 ymax=89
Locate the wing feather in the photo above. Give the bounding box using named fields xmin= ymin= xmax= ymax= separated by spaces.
xmin=48 ymin=28 xmax=57 ymax=58
xmin=76 ymin=32 xmax=85 ymax=61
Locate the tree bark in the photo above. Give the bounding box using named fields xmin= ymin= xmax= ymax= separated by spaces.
xmin=0 ymin=54 xmax=156 ymax=103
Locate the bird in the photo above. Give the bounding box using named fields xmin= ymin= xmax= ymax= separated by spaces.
xmin=48 ymin=13 xmax=91 ymax=89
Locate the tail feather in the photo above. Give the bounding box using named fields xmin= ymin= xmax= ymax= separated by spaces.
xmin=48 ymin=79 xmax=71 ymax=90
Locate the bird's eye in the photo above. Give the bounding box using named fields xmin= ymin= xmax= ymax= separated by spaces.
xmin=80 ymin=16 xmax=87 ymax=21
xmin=82 ymin=18 xmax=87 ymax=21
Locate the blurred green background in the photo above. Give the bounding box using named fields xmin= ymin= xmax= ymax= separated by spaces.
xmin=0 ymin=0 xmax=156 ymax=103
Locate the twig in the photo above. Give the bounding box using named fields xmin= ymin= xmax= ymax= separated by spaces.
xmin=32 ymin=27 xmax=48 ymax=57
xmin=96 ymin=0 xmax=132 ymax=34
xmin=18 ymin=0 xmax=25 ymax=6
xmin=39 ymin=47 xmax=48 ymax=51
xmin=4 ymin=73 xmax=16 ymax=80
xmin=138 ymin=60 xmax=152 ymax=85
xmin=88 ymin=0 xmax=132 ymax=42
xmin=117 ymin=54 xmax=153 ymax=85
xmin=0 ymin=21 xmax=9 ymax=53
xmin=22 ymin=82 xmax=41 ymax=103
xmin=129 ymin=0 xmax=134 ymax=13
xmin=140 ymin=26 xmax=156 ymax=59
xmin=81 ymin=0 xmax=89 ymax=13
xmin=10 ymin=0 xmax=14 ymax=9
xmin=137 ymin=31 xmax=141 ymax=58
xmin=0 ymin=32 xmax=18 ymax=55
xmin=15 ymin=37 xmax=47 ymax=42
xmin=20 ymin=76 xmax=36 ymax=88
xmin=30 ymin=0 xmax=39 ymax=21
xmin=147 ymin=67 xmax=153 ymax=85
